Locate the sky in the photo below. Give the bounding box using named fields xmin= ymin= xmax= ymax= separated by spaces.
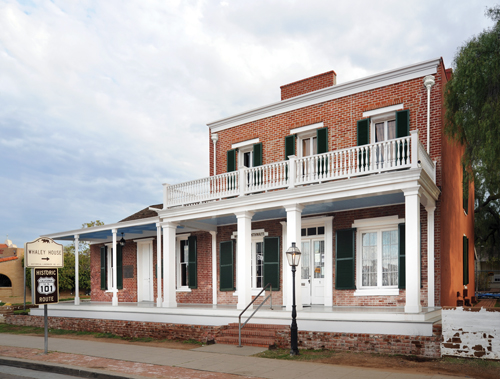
xmin=0 ymin=0 xmax=497 ymax=246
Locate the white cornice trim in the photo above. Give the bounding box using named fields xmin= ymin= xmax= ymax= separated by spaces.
xmin=232 ymin=138 xmax=260 ymax=149
xmin=290 ymin=122 xmax=324 ymax=135
xmin=208 ymin=58 xmax=441 ymax=133
xmin=363 ymin=104 xmax=404 ymax=118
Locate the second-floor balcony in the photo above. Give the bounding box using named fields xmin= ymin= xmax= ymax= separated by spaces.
xmin=164 ymin=131 xmax=435 ymax=209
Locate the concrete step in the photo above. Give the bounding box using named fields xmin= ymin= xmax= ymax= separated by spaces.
xmin=215 ymin=335 xmax=276 ymax=348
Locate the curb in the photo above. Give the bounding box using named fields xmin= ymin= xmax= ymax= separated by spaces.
xmin=0 ymin=357 xmax=133 ymax=379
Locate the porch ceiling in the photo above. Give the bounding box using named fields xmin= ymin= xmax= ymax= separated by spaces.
xmin=197 ymin=192 xmax=405 ymax=226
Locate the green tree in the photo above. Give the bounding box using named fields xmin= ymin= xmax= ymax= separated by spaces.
xmin=445 ymin=5 xmax=500 ymax=261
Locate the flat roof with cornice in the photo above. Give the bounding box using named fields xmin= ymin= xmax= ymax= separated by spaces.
xmin=208 ymin=58 xmax=442 ymax=133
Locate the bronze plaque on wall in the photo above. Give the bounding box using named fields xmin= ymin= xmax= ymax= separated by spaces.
xmin=124 ymin=265 xmax=134 ymax=279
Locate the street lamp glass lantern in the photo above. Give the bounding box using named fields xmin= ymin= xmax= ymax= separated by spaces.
xmin=286 ymin=242 xmax=301 ymax=267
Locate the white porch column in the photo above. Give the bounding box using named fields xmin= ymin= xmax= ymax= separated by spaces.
xmin=111 ymin=229 xmax=118 ymax=306
xmin=404 ymin=187 xmax=422 ymax=313
xmin=235 ymin=211 xmax=254 ymax=310
xmin=210 ymin=231 xmax=218 ymax=305
xmin=162 ymin=222 xmax=177 ymax=308
xmin=426 ymin=205 xmax=436 ymax=308
xmin=74 ymin=235 xmax=80 ymax=306
xmin=156 ymin=223 xmax=162 ymax=307
xmin=285 ymin=204 xmax=303 ymax=311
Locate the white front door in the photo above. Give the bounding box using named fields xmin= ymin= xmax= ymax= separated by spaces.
xmin=137 ymin=241 xmax=153 ymax=302
xmin=301 ymin=237 xmax=325 ymax=305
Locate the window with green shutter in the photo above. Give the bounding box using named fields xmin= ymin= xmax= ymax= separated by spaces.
xmin=100 ymin=246 xmax=107 ymax=290
xmin=316 ymin=127 xmax=329 ymax=175
xmin=263 ymin=236 xmax=280 ymax=290
xmin=188 ymin=235 xmax=197 ymax=289
xmin=335 ymin=228 xmax=356 ymax=289
xmin=220 ymin=240 xmax=235 ymax=291
xmin=227 ymin=149 xmax=236 ymax=172
xmin=463 ymin=236 xmax=469 ymax=285
xmin=357 ymin=119 xmax=370 ymax=170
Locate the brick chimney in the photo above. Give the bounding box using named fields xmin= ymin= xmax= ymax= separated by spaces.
xmin=280 ymin=70 xmax=337 ymax=101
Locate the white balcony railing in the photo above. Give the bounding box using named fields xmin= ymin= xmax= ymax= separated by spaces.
xmin=164 ymin=131 xmax=434 ymax=208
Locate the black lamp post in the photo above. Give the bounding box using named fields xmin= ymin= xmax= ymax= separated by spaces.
xmin=286 ymin=242 xmax=301 ymax=356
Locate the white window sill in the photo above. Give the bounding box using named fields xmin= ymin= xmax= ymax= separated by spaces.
xmin=354 ymin=288 xmax=399 ymax=296
xmin=176 ymin=287 xmax=192 ymax=293
xmin=232 ymin=289 xmax=265 ymax=297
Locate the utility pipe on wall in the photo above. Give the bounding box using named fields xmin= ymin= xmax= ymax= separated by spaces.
xmin=211 ymin=133 xmax=218 ymax=175
xmin=423 ymin=75 xmax=435 ymax=154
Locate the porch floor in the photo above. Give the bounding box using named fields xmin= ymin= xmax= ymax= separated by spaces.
xmin=30 ymin=300 xmax=441 ymax=337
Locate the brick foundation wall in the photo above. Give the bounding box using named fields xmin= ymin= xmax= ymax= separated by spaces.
xmin=275 ymin=323 xmax=442 ymax=358
xmin=6 ymin=315 xmax=225 ymax=344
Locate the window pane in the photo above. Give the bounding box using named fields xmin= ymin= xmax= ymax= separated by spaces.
xmin=362 ymin=232 xmax=377 ymax=286
xmin=307 ymin=227 xmax=316 ymax=236
xmin=375 ymin=123 xmax=384 ymax=142
xmin=301 ymin=241 xmax=310 ymax=279
xmin=387 ymin=120 xmax=396 ymax=140
xmin=312 ymin=137 xmax=317 ymax=155
xmin=303 ymin=138 xmax=311 ymax=157
xmin=256 ymin=242 xmax=263 ymax=288
xmin=318 ymin=226 xmax=325 ymax=235
xmin=382 ymin=230 xmax=398 ymax=286
xmin=314 ymin=241 xmax=324 ymax=278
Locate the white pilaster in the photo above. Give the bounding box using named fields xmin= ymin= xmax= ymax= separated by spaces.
xmin=426 ymin=205 xmax=436 ymax=308
xmin=285 ymin=204 xmax=304 ymax=311
xmin=280 ymin=221 xmax=288 ymax=307
xmin=210 ymin=231 xmax=218 ymax=305
xmin=74 ymin=235 xmax=80 ymax=306
xmin=324 ymin=217 xmax=334 ymax=307
xmin=162 ymin=222 xmax=177 ymax=308
xmin=235 ymin=211 xmax=254 ymax=310
xmin=156 ymin=223 xmax=162 ymax=307
xmin=404 ymin=187 xmax=421 ymax=313
xmin=111 ymin=229 xmax=118 ymax=306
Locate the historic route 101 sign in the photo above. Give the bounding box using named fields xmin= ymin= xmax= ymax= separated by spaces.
xmin=34 ymin=268 xmax=59 ymax=305
xmin=25 ymin=237 xmax=64 ymax=268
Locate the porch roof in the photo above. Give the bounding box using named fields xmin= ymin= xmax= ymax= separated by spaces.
xmin=42 ymin=192 xmax=405 ymax=242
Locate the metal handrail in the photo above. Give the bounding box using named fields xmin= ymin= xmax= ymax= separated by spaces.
xmin=238 ymin=283 xmax=273 ymax=347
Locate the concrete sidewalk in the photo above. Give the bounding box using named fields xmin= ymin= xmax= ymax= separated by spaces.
xmin=0 ymin=334 xmax=460 ymax=379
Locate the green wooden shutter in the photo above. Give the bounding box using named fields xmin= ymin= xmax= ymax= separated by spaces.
xmin=100 ymin=246 xmax=107 ymax=290
xmin=188 ymin=235 xmax=197 ymax=289
xmin=396 ymin=110 xmax=410 ymax=164
xmin=317 ymin=127 xmax=329 ymax=175
xmin=285 ymin=135 xmax=296 ymax=159
xmin=317 ymin=127 xmax=328 ymax=154
xmin=253 ymin=143 xmax=262 ymax=166
xmin=463 ymin=236 xmax=469 ymax=285
xmin=155 ymin=260 xmax=163 ymax=278
xmin=117 ymin=244 xmax=123 ymax=290
xmin=396 ymin=109 xmax=410 ymax=137
xmin=220 ymin=241 xmax=234 ymax=291
xmin=463 ymin=165 xmax=469 ymax=214
xmin=227 ymin=149 xmax=236 ymax=172
xmin=398 ymin=223 xmax=406 ymax=289
xmin=335 ymin=228 xmax=355 ymax=289
xmin=357 ymin=119 xmax=370 ymax=170
xmin=263 ymin=236 xmax=280 ymax=291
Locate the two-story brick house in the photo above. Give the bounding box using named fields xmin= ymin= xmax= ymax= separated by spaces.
xmin=39 ymin=57 xmax=474 ymax=355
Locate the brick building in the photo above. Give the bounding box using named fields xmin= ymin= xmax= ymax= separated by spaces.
xmin=38 ymin=58 xmax=474 ymax=355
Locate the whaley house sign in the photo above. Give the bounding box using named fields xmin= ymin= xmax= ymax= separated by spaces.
xmin=25 ymin=237 xmax=64 ymax=268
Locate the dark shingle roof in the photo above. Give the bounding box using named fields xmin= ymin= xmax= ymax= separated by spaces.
xmin=120 ymin=204 xmax=163 ymax=222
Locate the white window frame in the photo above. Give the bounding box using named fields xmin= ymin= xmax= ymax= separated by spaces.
xmin=352 ymin=216 xmax=403 ymax=296
xmin=290 ymin=122 xmax=323 ymax=158
xmin=176 ymin=234 xmax=191 ymax=292
xmin=370 ymin=112 xmax=396 ymax=144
